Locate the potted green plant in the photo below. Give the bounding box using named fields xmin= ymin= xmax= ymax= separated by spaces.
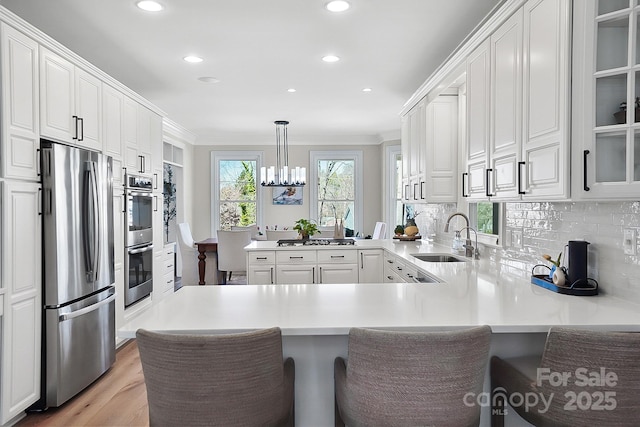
xmin=293 ymin=218 xmax=320 ymax=240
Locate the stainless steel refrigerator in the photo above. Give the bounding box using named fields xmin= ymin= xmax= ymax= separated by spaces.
xmin=40 ymin=140 xmax=116 ymax=408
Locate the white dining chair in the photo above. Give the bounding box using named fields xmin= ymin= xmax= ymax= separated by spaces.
xmin=177 ymin=222 xmax=217 ymax=285
xmin=231 ymin=224 xmax=259 ymax=240
xmin=216 ymin=229 xmax=252 ymax=284
xmin=372 ymin=222 xmax=386 ymax=239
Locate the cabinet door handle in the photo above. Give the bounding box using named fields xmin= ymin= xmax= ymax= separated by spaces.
xmin=583 ymin=150 xmax=590 ymax=192
xmin=319 ymin=267 xmax=322 ymax=284
xmin=404 ymin=184 xmax=409 ymax=200
xmin=331 ymin=255 xmax=345 ymax=259
xmin=289 ymin=256 xmax=303 ymax=259
xmin=78 ymin=117 xmax=84 ymax=141
xmin=413 ymin=183 xmax=418 ymax=200
xmin=270 ymin=267 xmax=274 ymax=284
xmin=256 ymin=256 xmax=267 ymax=260
xmin=153 ymin=195 xmax=158 ymax=212
xmin=360 ymin=252 xmax=364 ymax=269
xmin=517 ymin=161 xmax=526 ymax=195
xmin=485 ymin=168 xmax=494 ymax=197
xmin=138 ymin=155 xmax=145 ymax=173
xmin=312 ymin=267 xmax=316 ymax=284
xmin=420 ymin=181 xmax=425 ymax=199
xmin=462 ymin=172 xmax=469 ymax=197
xmin=153 ymin=173 xmax=158 ymax=189
xmin=72 ymin=115 xmax=79 ymax=140
xmin=38 ymin=188 xmax=43 ymax=215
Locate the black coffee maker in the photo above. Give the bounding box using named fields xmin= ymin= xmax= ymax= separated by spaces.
xmin=564 ymin=240 xmax=590 ymax=286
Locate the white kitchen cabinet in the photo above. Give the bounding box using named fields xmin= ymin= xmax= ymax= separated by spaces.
xmin=275 ymin=265 xmax=316 ymax=284
xmin=465 ymin=39 xmax=491 ymax=199
xmin=123 ymin=99 xmax=158 ymax=176
xmin=103 ymin=84 xmax=123 ymax=160
xmin=150 ymin=111 xmax=163 ymax=191
xmin=318 ymin=264 xmax=359 ymax=284
xmin=247 ymin=251 xmax=275 ymax=284
xmin=423 ymin=96 xmax=458 ymax=201
xmin=520 ymin=0 xmax=570 ymax=200
xmin=275 ymin=251 xmax=317 ymax=284
xmin=572 ymin=0 xmax=640 ymax=199
xmin=1 ymin=23 xmax=39 ymax=182
xmin=400 ymin=114 xmax=411 ymax=200
xmin=358 ymin=249 xmax=384 ymax=283
xmin=152 ymin=194 xmax=165 ymax=301
xmin=112 ymin=194 xmax=126 ymax=347
xmin=401 ymin=98 xmax=427 ymax=202
xmin=39 ymin=47 xmax=102 ymax=151
xmin=401 ymin=94 xmax=458 ymax=202
xmin=248 ymin=265 xmax=275 ymax=284
xmin=488 ymin=9 xmax=523 ymax=200
xmin=463 ymin=0 xmax=570 ymax=201
xmin=317 ymin=250 xmax=358 ymax=284
xmin=1 ymin=181 xmax=42 ymax=424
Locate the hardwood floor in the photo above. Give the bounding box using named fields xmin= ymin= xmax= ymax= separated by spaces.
xmin=17 ymin=340 xmax=149 ymax=427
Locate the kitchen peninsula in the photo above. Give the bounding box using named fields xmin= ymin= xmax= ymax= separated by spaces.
xmin=119 ymin=240 xmax=640 ymax=426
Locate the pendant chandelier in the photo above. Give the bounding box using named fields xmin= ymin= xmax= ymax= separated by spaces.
xmin=260 ymin=120 xmax=306 ymax=187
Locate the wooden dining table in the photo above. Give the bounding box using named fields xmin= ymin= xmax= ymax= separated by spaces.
xmin=194 ymin=238 xmax=220 ymax=285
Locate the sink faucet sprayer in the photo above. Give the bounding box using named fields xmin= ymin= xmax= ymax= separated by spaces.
xmin=444 ymin=212 xmax=479 ymax=259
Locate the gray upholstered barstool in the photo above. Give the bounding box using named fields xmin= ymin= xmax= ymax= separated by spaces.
xmin=334 ymin=325 xmax=492 ymax=427
xmin=136 ymin=327 xmax=294 ymax=427
xmin=491 ymin=327 xmax=640 ymax=427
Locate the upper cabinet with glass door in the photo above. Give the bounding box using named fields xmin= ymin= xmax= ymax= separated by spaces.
xmin=573 ymin=0 xmax=640 ymax=199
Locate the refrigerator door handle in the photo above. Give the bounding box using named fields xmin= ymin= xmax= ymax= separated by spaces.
xmin=83 ymin=161 xmax=100 ymax=282
xmin=58 ymin=293 xmax=116 ymax=322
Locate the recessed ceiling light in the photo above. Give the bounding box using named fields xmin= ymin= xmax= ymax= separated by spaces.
xmin=322 ymin=55 xmax=340 ymax=63
xmin=362 ymin=88 xmax=372 ymax=92
xmin=136 ymin=1 xmax=163 ymax=12
xmin=198 ymin=77 xmax=220 ymax=84
xmin=287 ymin=88 xmax=297 ymax=93
xmin=183 ymin=56 xmax=203 ymax=63
xmin=326 ymin=1 xmax=350 ymax=12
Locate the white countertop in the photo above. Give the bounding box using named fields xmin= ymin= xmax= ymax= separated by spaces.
xmin=119 ymin=240 xmax=640 ymax=338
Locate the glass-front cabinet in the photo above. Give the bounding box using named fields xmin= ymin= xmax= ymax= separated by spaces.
xmin=573 ymin=0 xmax=640 ymax=198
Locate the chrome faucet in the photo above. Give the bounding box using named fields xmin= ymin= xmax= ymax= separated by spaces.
xmin=444 ymin=212 xmax=476 ymax=258
xmin=459 ymin=226 xmax=480 ymax=259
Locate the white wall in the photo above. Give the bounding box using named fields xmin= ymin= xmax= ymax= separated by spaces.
xmin=191 ymin=143 xmax=383 ymax=240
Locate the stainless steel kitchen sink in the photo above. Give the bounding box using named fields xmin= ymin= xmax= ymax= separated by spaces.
xmin=411 ymin=253 xmax=467 ymax=262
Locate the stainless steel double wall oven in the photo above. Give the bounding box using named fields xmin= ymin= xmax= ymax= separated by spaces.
xmin=124 ymin=173 xmax=154 ymax=307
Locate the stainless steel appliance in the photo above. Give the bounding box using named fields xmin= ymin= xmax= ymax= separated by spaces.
xmin=125 ymin=173 xmax=154 ymax=247
xmin=40 ymin=140 xmax=116 ymax=408
xmin=124 ymin=172 xmax=154 ymax=306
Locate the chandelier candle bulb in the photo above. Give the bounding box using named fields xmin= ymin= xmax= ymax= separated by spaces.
xmin=260 ymin=167 xmax=266 ymax=185
xmin=268 ymin=166 xmax=275 ymax=185
xmin=301 ymin=167 xmax=306 ymax=184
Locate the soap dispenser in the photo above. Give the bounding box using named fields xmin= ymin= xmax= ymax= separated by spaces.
xmin=452 ymin=231 xmax=464 ymax=253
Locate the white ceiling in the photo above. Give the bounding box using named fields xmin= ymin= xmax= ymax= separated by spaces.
xmin=0 ymin=0 xmax=501 ymax=145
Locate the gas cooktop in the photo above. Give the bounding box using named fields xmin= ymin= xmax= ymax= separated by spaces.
xmin=277 ymin=238 xmax=356 ymax=247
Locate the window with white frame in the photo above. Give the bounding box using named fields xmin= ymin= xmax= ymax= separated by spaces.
xmin=310 ymin=151 xmax=363 ymax=236
xmin=211 ymin=151 xmax=263 ymax=234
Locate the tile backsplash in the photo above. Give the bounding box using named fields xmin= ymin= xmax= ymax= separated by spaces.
xmin=410 ymin=201 xmax=640 ymax=302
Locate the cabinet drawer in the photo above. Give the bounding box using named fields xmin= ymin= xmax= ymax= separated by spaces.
xmin=276 ymin=251 xmax=317 ymax=264
xmin=162 ymin=272 xmax=175 ymax=293
xmin=163 ymin=257 xmax=175 ymax=276
xmin=317 ymin=249 xmax=357 ymax=263
xmin=248 ymin=251 xmax=275 ymax=264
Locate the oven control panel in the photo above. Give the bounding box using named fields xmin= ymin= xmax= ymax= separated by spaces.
xmin=125 ymin=173 xmax=153 ymax=189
